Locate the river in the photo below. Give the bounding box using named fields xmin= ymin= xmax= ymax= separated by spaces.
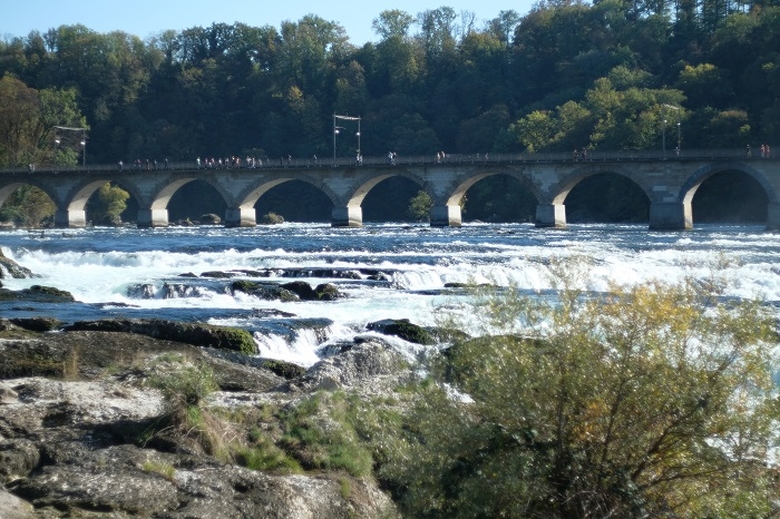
xmin=1 ymin=222 xmax=778 ymax=366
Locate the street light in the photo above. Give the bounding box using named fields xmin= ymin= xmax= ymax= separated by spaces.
xmin=663 ymin=118 xmax=667 ymax=157
xmin=333 ymin=114 xmax=361 ymax=161
xmin=661 ymin=104 xmax=679 ymax=158
xmin=53 ymin=125 xmax=88 ymax=166
xmin=333 ymin=126 xmax=344 ymax=160
xmin=81 ymin=129 xmax=86 ymax=166
xmin=677 ymin=122 xmax=681 ymax=156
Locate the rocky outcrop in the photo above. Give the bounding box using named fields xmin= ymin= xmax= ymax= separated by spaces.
xmin=366 ymin=318 xmax=436 ymax=345
xmin=63 ymin=318 xmax=257 ymax=354
xmin=0 ymin=322 xmax=406 ymax=518
xmin=0 ymin=249 xmax=34 ymax=279
xmin=230 ymin=280 xmax=300 ymax=302
xmin=0 ymin=285 xmax=75 ymax=303
xmin=281 ymin=281 xmax=344 ymax=301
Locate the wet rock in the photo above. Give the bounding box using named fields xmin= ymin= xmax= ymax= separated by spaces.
xmin=0 ymin=285 xmax=75 ymax=303
xmin=9 ymin=317 xmax=62 ymax=332
xmin=201 ymin=271 xmax=237 ymax=278
xmin=366 ymin=318 xmax=436 ymax=345
xmin=281 ymin=281 xmax=345 ymax=301
xmin=63 ymin=318 xmax=257 ymax=354
xmin=162 ymin=282 xmax=201 ymax=298
xmin=126 ymin=282 xmax=157 ymax=299
xmin=231 ymin=280 xmax=299 ymax=302
xmin=0 ymin=250 xmax=34 ymax=279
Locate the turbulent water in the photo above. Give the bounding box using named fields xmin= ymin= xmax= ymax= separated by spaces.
xmin=1 ymin=222 xmax=779 ymax=366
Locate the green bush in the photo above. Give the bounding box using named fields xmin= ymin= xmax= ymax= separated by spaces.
xmin=381 ymin=264 xmax=780 ymax=519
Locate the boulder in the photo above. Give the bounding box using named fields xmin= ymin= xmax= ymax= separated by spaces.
xmin=366 ymin=318 xmax=435 ymax=345
xmin=0 ymin=285 xmax=75 ymax=303
xmin=231 ymin=280 xmax=299 ymax=302
xmin=281 ymin=281 xmax=344 ymax=301
xmin=199 ymin=213 xmax=222 ymax=225
xmin=0 ymin=250 xmax=34 ymax=279
xmin=9 ymin=317 xmax=62 ymax=332
xmin=289 ymin=339 xmax=409 ymax=393
xmin=63 ymin=318 xmax=257 ymax=355
xmin=0 ymin=489 xmax=35 ymax=519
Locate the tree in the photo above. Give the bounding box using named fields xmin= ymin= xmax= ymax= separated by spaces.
xmin=408 ymin=190 xmax=432 ymax=221
xmin=88 ymin=182 xmax=130 ymax=226
xmin=0 ymin=185 xmax=56 ymax=227
xmin=382 ymin=261 xmax=780 ymax=518
xmin=372 ymin=9 xmax=416 ymax=41
xmin=0 ymin=75 xmax=85 ymax=168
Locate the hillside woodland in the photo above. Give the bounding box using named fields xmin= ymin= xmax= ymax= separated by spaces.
xmin=0 ymin=2 xmax=778 ymax=223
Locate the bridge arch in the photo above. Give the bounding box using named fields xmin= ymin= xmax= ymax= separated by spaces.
xmin=537 ymin=164 xmax=653 ymax=228
xmin=59 ymin=178 xmax=145 ymax=227
xmin=550 ymin=164 xmax=656 ymax=205
xmin=334 ymin=170 xmax=426 ymax=227
xmin=0 ymin=180 xmax=58 ymax=208
xmin=674 ymin=161 xmax=777 ymax=229
xmin=141 ymin=175 xmax=231 ymax=227
xmin=680 ymin=162 xmax=778 ymax=205
xmin=440 ymin=167 xmax=540 ymax=224
xmin=445 ymin=168 xmax=541 ymax=207
xmin=0 ymin=180 xmax=59 ymax=227
xmin=232 ymin=173 xmax=339 ymax=227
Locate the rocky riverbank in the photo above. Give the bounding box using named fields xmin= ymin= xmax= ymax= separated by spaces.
xmin=0 ymin=251 xmax=447 ymax=518
xmin=0 ymin=316 xmax=419 ymax=518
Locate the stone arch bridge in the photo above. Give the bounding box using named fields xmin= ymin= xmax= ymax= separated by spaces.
xmin=1 ymin=149 xmax=779 ymax=230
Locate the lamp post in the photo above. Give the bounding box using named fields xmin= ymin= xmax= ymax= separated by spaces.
xmin=662 ymin=118 xmax=667 ymax=157
xmin=53 ymin=125 xmax=88 ymax=167
xmin=333 ymin=126 xmax=344 ymax=160
xmin=677 ymin=122 xmax=681 ymax=156
xmin=661 ymin=104 xmax=680 ymax=158
xmin=332 ymin=114 xmax=361 ymax=161
xmin=81 ymin=129 xmax=86 ymax=166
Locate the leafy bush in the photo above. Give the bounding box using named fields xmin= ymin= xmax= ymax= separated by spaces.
xmin=381 ymin=263 xmax=780 ymax=518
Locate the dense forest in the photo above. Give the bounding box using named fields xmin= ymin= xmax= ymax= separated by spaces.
xmin=0 ymin=1 xmax=778 ymax=222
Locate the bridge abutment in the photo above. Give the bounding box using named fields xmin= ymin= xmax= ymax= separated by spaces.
xmin=430 ymin=205 xmax=462 ymax=227
xmin=535 ymin=204 xmax=566 ymax=228
xmin=55 ymin=209 xmax=86 ymax=228
xmin=649 ymin=202 xmax=692 ymax=230
xmin=225 ymin=207 xmax=256 ymax=227
xmin=767 ymin=203 xmax=780 ymax=231
xmin=332 ymin=206 xmax=362 ymax=227
xmin=137 ymin=209 xmax=169 ymax=228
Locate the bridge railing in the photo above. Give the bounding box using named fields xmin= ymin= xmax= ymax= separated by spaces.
xmin=0 ymin=147 xmax=774 ymax=175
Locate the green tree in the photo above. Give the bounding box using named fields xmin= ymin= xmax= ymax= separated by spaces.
xmin=88 ymin=182 xmax=130 ymax=226
xmin=372 ymin=9 xmax=416 ymax=41
xmin=408 ymin=190 xmax=433 ymax=221
xmin=0 ymin=185 xmax=56 ymax=227
xmin=0 ymin=75 xmax=85 ymax=168
xmin=383 ymin=263 xmax=780 ymax=518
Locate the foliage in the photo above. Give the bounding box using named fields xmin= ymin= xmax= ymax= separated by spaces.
xmin=150 ymin=363 xmax=218 ymax=410
xmin=0 ymin=185 xmax=55 ymax=227
xmin=87 ymin=182 xmax=130 ymax=226
xmin=1 ymin=4 xmax=777 ymax=166
xmin=0 ymin=74 xmax=86 ymax=168
xmin=260 ymin=212 xmax=285 ymax=224
xmin=407 ymin=190 xmax=432 ymax=222
xmin=381 ymin=262 xmax=780 ymax=518
xmin=278 ymin=392 xmax=375 ymax=478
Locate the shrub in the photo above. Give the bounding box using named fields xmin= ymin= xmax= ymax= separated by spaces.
xmin=382 ymin=263 xmax=780 ymax=519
